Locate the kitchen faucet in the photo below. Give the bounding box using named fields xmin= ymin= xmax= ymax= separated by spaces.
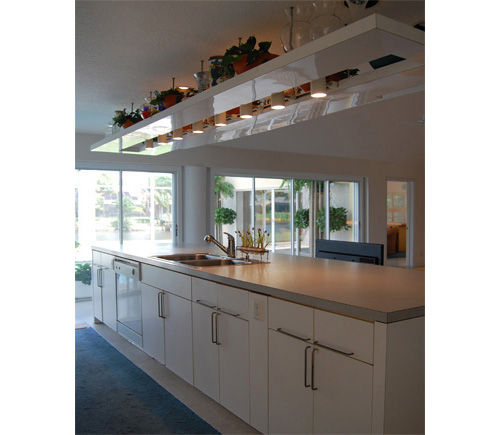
xmin=204 ymin=233 xmax=236 ymax=258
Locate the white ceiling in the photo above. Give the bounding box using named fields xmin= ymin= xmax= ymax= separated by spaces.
xmin=75 ymin=0 xmax=425 ymax=162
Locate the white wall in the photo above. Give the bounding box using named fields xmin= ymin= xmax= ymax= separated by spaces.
xmin=76 ymin=129 xmax=425 ymax=267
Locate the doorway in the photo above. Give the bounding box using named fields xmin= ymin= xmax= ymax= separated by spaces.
xmin=386 ymin=180 xmax=413 ymax=267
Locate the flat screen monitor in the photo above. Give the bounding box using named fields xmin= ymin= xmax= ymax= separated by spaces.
xmin=315 ymin=239 xmax=384 ymax=265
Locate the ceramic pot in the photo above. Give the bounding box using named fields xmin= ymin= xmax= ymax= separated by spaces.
xmin=122 ymin=119 xmax=135 ymax=128
xmin=232 ymin=52 xmax=279 ymax=75
xmin=162 ymin=94 xmax=180 ymax=109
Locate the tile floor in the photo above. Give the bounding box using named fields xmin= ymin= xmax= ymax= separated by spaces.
xmin=75 ymin=299 xmax=260 ymax=435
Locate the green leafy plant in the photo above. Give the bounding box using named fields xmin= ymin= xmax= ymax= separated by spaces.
xmin=215 ymin=176 xmax=235 ymax=199
xmin=316 ymin=207 xmax=351 ymax=233
xmin=221 ymin=36 xmax=272 ymax=78
xmin=294 ymin=208 xmax=310 ymax=229
xmin=112 ymin=108 xmax=142 ymax=127
xmin=215 ymin=207 xmax=237 ymax=225
xmin=75 ymin=263 xmax=92 ymax=285
xmin=150 ymin=89 xmax=183 ymax=106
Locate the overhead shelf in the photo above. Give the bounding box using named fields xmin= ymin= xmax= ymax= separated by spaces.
xmin=90 ymin=14 xmax=424 ymax=155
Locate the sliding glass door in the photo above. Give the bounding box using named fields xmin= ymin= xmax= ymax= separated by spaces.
xmin=75 ymin=169 xmax=175 ymax=262
xmin=213 ymin=174 xmax=361 ymax=257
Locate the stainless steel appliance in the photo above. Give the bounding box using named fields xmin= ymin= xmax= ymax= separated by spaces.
xmin=114 ymin=259 xmax=142 ymax=347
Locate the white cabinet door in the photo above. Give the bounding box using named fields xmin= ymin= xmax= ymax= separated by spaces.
xmin=164 ymin=292 xmax=193 ymax=384
xmin=269 ymin=329 xmax=313 ymax=435
xmin=92 ymin=266 xmax=102 ymax=322
xmin=141 ymin=283 xmax=165 ymax=364
xmin=192 ymin=301 xmax=219 ymax=402
xmin=218 ymin=313 xmax=250 ymax=423
xmin=101 ymin=267 xmax=117 ymax=331
xmin=313 ymin=346 xmax=373 ymax=434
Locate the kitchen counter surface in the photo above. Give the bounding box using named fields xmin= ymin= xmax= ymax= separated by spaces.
xmin=93 ymin=243 xmax=424 ymax=323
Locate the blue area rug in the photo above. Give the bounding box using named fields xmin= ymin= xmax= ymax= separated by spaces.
xmin=75 ymin=327 xmax=220 ymax=434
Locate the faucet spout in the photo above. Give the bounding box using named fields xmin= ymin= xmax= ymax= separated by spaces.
xmin=204 ymin=233 xmax=236 ymax=258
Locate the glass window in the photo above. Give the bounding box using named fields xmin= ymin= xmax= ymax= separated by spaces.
xmin=122 ymin=172 xmax=174 ymax=248
xmin=75 ymin=170 xmax=120 ymax=261
xmin=75 ymin=169 xmax=175 ymax=262
xmin=214 ymin=174 xmax=361 ymax=258
xmin=328 ymin=181 xmax=359 ymax=242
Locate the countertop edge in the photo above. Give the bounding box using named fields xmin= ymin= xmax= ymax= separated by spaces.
xmin=93 ymin=246 xmax=424 ymax=324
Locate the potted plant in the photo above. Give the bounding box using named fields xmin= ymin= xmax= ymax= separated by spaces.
xmin=294 ymin=208 xmax=310 ymax=230
xmin=221 ymin=36 xmax=279 ymax=78
xmin=75 ymin=262 xmax=92 ymax=299
xmin=112 ymin=108 xmax=142 ymax=128
xmin=316 ymin=206 xmax=351 ymax=233
xmin=150 ymin=88 xmax=183 ymax=110
xmin=215 ymin=207 xmax=237 ymax=226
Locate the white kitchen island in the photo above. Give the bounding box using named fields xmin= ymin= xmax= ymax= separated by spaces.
xmin=92 ymin=243 xmax=425 ymax=435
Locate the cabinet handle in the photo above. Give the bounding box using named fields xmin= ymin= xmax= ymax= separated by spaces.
xmin=311 ymin=348 xmax=318 ymax=391
xmin=217 ymin=307 xmax=240 ymax=317
xmin=211 ymin=311 xmax=217 ymax=343
xmin=158 ymin=292 xmax=162 ymax=318
xmin=277 ymin=328 xmax=311 ymax=343
xmin=196 ymin=299 xmax=216 ymax=309
xmin=97 ymin=267 xmax=102 ymax=287
xmin=304 ymin=346 xmax=311 ymax=388
xmin=313 ymin=340 xmax=354 ymax=357
xmin=215 ymin=313 xmax=221 ymax=345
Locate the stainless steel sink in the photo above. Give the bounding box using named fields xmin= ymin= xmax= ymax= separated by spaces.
xmin=150 ymin=253 xmax=264 ymax=267
xmin=152 ymin=253 xmax=213 ymax=262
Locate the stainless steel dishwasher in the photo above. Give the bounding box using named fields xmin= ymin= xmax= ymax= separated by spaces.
xmin=114 ymin=259 xmax=142 ymax=347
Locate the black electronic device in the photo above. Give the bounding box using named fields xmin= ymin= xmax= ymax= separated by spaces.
xmin=315 ymin=239 xmax=384 ymax=265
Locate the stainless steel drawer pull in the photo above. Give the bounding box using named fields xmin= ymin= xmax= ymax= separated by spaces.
xmin=311 ymin=348 xmax=318 ymax=391
xmin=158 ymin=292 xmax=163 ymax=318
xmin=217 ymin=307 xmax=240 ymax=317
xmin=196 ymin=299 xmax=216 ymax=309
xmin=277 ymin=328 xmax=311 ymax=342
xmin=215 ymin=313 xmax=221 ymax=345
xmin=304 ymin=346 xmax=311 ymax=388
xmin=211 ymin=311 xmax=217 ymax=343
xmin=314 ymin=340 xmax=354 ymax=356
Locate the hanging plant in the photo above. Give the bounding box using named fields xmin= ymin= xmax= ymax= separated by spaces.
xmin=316 ymin=207 xmax=351 ymax=233
xmin=294 ymin=208 xmax=310 ymax=229
xmin=215 ymin=207 xmax=237 ymax=225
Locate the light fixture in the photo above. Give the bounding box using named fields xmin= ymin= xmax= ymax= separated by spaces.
xmin=173 ymin=128 xmax=183 ymax=140
xmin=240 ymin=103 xmax=253 ymax=119
xmin=270 ymin=92 xmax=285 ymax=109
xmin=177 ymin=86 xmax=190 ymax=91
xmin=157 ymin=134 xmax=168 ymax=145
xmin=145 ymin=139 xmax=154 ymax=149
xmin=192 ymin=120 xmax=204 ymax=133
xmin=215 ymin=112 xmax=227 ymax=126
xmin=310 ymin=78 xmax=327 ymax=98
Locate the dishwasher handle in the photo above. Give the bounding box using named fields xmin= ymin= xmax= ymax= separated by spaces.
xmin=114 ymin=259 xmax=140 ymax=279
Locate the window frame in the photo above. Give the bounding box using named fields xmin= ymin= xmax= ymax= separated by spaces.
xmin=209 ymin=168 xmax=366 ymax=256
xmin=75 ymin=163 xmax=181 ymax=246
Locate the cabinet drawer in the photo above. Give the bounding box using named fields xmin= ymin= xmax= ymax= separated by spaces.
xmin=141 ymin=264 xmax=191 ymax=300
xmin=314 ymin=309 xmax=374 ymax=364
xmin=268 ymin=297 xmax=313 ymax=341
xmin=217 ymin=284 xmax=248 ymax=320
xmin=192 ymin=277 xmax=217 ymax=306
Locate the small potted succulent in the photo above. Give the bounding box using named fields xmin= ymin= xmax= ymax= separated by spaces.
xmin=221 ymin=36 xmax=278 ymax=78
xmin=112 ymin=108 xmax=142 ymax=128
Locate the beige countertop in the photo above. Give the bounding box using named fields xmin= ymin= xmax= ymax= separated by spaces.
xmin=93 ymin=243 xmax=424 ymax=323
